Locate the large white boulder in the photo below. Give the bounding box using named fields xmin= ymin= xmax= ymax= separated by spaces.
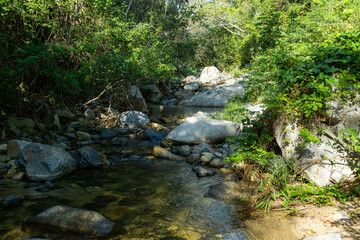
xmin=199 ymin=66 xmax=221 ymax=85
xmin=166 ymin=117 xmax=242 ymax=144
xmin=273 ymin=110 xmax=358 ymax=187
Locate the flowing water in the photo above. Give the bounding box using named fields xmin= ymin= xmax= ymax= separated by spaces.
xmin=0 ymin=156 xmax=248 ymax=240
xmin=0 ymin=106 xmax=298 ymax=240
xmin=0 ymin=106 xmax=250 ymax=240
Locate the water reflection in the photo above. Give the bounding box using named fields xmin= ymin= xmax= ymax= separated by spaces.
xmin=148 ymin=105 xmax=223 ymax=121
xmin=0 ymin=158 xmax=246 ymax=239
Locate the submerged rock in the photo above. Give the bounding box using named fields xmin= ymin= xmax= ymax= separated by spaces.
xmin=29 ymin=205 xmax=114 ymax=237
xmin=167 ymin=117 xmax=242 ymax=144
xmin=152 ymin=146 xmax=183 ymax=161
xmin=2 ymin=195 xmax=22 ymax=208
xmin=205 ymin=182 xmax=244 ymax=202
xmin=20 ymin=143 xmax=77 ymax=181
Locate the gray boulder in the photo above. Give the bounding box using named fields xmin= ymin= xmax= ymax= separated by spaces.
xmin=71 ymin=147 xmax=103 ymax=168
xmin=130 ymin=85 xmax=149 ymax=113
xmin=120 ymin=111 xmax=149 ymax=130
xmin=7 ymin=140 xmax=31 ymax=159
xmin=29 ymin=205 xmax=113 ymax=237
xmin=166 ymin=117 xmax=242 ymax=144
xmin=180 ymin=84 xmax=245 ymax=107
xmin=199 ymin=66 xmax=221 ymax=85
xmin=274 ymin=112 xmax=357 ymax=187
xmin=54 ymin=109 xmax=76 ymax=122
xmin=20 ymin=143 xmax=77 ymax=181
xmin=7 ymin=116 xmax=35 ymax=129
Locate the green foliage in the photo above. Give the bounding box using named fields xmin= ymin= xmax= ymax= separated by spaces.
xmin=0 ymin=0 xmax=194 ymax=109
xmin=338 ymin=128 xmax=360 ymax=152
xmin=280 ymin=182 xmax=357 ymax=210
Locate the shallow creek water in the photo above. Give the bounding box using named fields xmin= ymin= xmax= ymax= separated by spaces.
xmin=0 ymin=106 xmax=297 ymax=240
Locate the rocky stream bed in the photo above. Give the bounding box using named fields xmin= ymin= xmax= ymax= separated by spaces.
xmin=1 ymin=67 xmax=359 ymax=240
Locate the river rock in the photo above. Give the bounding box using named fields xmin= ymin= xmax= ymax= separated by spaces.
xmin=0 ymin=144 xmax=8 ymax=153
xmin=29 ymin=205 xmax=114 ymax=237
xmin=186 ymin=153 xmax=201 ymax=164
xmin=144 ymin=128 xmax=167 ymax=142
xmin=2 ymin=195 xmax=22 ymax=208
xmin=182 ymin=75 xmax=197 ymax=85
xmin=54 ymin=109 xmax=76 ymax=122
xmin=192 ymin=143 xmax=213 ymax=153
xmin=152 ymin=146 xmax=183 ymax=161
xmin=167 ymin=117 xmax=242 ymax=144
xmin=7 ymin=139 xmax=31 ymax=158
xmin=192 ymin=166 xmax=215 ymax=178
xmin=142 ymin=85 xmax=163 ymax=103
xmin=131 ymin=85 xmax=149 ymax=113
xmin=11 ymin=172 xmax=25 ymax=181
xmin=180 ymin=84 xmax=245 ymax=107
xmin=178 ymin=145 xmax=191 ymax=156
xmin=274 ymin=113 xmax=356 ymax=187
xmin=20 ymin=143 xmax=77 ymax=181
xmin=210 ymin=158 xmax=224 ymax=168
xmin=201 ymin=152 xmax=214 ymax=163
xmin=8 ymin=116 xmax=35 ymax=129
xmin=199 ymin=66 xmax=221 ymax=85
xmin=184 ymin=83 xmax=199 ymax=91
xmin=71 ymin=147 xmax=103 ymax=168
xmin=76 ymin=131 xmax=91 ymax=140
xmin=120 ymin=111 xmax=149 ymax=130
xmin=6 ymin=169 xmax=17 ymax=178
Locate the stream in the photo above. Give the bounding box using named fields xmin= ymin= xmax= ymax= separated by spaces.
xmin=0 ymin=106 xmax=294 ymax=240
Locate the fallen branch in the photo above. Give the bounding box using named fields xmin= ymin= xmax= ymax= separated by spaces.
xmin=77 ymin=80 xmax=122 ymax=109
